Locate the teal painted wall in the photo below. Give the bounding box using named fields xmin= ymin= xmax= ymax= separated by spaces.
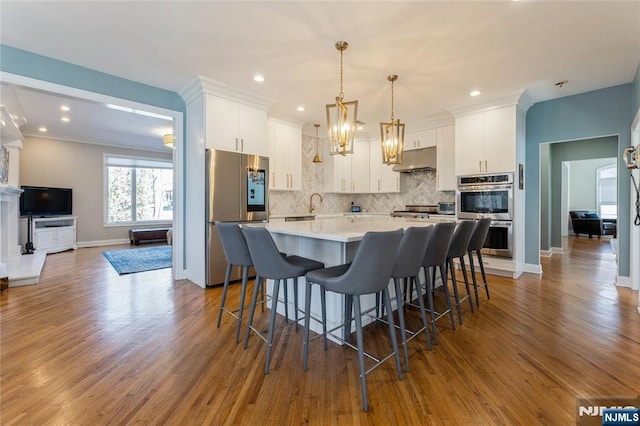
xmin=549 ymin=137 xmax=618 ymax=247
xmin=0 ymin=45 xmax=185 ymax=112
xmin=526 ymin=84 xmax=632 ymax=276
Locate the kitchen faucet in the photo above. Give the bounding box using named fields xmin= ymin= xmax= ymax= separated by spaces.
xmin=309 ymin=193 xmax=323 ymax=213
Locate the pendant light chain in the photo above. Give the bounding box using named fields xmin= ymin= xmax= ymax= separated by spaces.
xmin=390 ymin=78 xmax=395 ymax=122
xmin=339 ymin=48 xmax=344 ymax=100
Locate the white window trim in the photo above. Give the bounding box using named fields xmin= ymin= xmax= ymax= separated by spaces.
xmin=596 ymin=163 xmax=617 ymax=219
xmin=103 ymin=154 xmax=173 ymax=226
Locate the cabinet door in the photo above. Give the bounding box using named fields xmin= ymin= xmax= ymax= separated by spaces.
xmin=379 ymin=163 xmax=399 ymax=193
xmin=207 ymin=96 xmax=240 ymax=152
xmin=369 ymin=140 xmax=383 ymax=193
xmin=283 ymin=124 xmax=302 ymax=190
xmin=57 ymin=227 xmax=76 ymax=247
xmin=436 ymin=125 xmax=457 ymax=191
xmin=238 ymin=103 xmax=267 ymax=156
xmin=483 ymin=106 xmax=516 ymax=173
xmin=267 ymin=120 xmax=290 ymax=190
xmin=404 ymin=130 xmax=421 ymax=151
xmin=35 ymin=228 xmax=56 ymax=251
xmin=323 ymin=151 xmax=349 ymax=193
xmin=455 ymin=113 xmax=484 ymax=176
xmin=351 ymin=140 xmax=369 ymax=193
xmin=419 ymin=128 xmax=437 ymax=148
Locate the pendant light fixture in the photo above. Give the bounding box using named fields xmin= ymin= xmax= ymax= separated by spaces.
xmin=380 ymin=75 xmax=404 ymax=165
xmin=326 ymin=41 xmax=358 ymax=156
xmin=312 ymin=123 xmax=322 ymax=163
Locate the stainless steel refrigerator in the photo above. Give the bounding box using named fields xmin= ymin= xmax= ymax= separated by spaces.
xmin=205 ymin=149 xmax=269 ymax=286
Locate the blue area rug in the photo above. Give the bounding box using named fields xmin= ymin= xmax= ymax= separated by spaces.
xmin=103 ymin=245 xmax=172 ymax=275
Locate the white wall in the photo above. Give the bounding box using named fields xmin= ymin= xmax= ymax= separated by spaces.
xmin=568 ymin=157 xmax=616 ymax=211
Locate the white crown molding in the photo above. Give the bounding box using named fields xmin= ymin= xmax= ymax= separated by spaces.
xmin=407 ymin=111 xmax=455 ymax=131
xmin=179 ymin=75 xmax=274 ymax=110
xmin=447 ymin=89 xmax=533 ymax=118
xmin=267 ymin=115 xmax=303 ymax=130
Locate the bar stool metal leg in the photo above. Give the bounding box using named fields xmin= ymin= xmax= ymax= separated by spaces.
xmin=216 ymin=263 xmax=234 ymax=328
xmin=234 ymin=266 xmax=250 ymax=343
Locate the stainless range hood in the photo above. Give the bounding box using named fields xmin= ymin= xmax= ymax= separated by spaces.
xmin=392 ymin=146 xmax=436 ymax=173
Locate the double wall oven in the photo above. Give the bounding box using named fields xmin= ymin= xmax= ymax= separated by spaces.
xmin=456 ymin=173 xmax=513 ymax=258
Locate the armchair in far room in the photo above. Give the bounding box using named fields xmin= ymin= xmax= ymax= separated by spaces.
xmin=569 ymin=210 xmax=615 ymax=238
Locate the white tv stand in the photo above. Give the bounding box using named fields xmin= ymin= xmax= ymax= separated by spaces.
xmin=20 ymin=216 xmax=78 ymax=254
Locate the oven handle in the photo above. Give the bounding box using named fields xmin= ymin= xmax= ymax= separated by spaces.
xmin=489 ymin=220 xmax=512 ymax=227
xmin=458 ymin=184 xmax=513 ymax=191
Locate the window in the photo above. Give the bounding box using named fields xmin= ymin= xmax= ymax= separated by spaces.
xmin=596 ymin=164 xmax=617 ymax=219
xmin=105 ymin=155 xmax=173 ymax=224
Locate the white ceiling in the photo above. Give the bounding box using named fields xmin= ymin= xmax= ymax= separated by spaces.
xmin=1 ymin=1 xmax=639 ymax=150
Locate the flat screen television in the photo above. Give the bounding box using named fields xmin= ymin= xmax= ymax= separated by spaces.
xmin=20 ymin=186 xmax=73 ymax=217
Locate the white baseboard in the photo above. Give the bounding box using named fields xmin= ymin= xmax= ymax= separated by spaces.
xmin=614 ymin=275 xmax=632 ymax=289
xmin=77 ymin=239 xmax=130 ymax=248
xmin=540 ymin=247 xmax=564 ymax=257
xmin=522 ymin=263 xmax=543 ymax=275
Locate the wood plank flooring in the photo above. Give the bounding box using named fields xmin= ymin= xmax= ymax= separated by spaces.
xmin=1 ymin=237 xmax=638 ymax=424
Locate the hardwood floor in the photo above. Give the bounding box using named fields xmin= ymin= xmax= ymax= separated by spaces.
xmin=1 ymin=237 xmax=638 ymax=424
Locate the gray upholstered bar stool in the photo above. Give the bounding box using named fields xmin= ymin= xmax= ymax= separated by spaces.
xmin=445 ymin=220 xmax=476 ymax=325
xmin=303 ymin=229 xmax=403 ymax=412
xmin=417 ymin=221 xmax=456 ymax=345
xmin=467 ymin=218 xmax=492 ymax=307
xmin=242 ymin=226 xmax=324 ymax=374
xmin=378 ymin=226 xmax=434 ymax=369
xmin=215 ymin=221 xmax=254 ymax=343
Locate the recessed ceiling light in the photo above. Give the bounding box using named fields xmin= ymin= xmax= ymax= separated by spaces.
xmin=296 ymin=106 xmax=305 ymax=112
xmin=357 ymin=125 xmax=364 ymax=131
xmin=60 ymin=105 xmax=70 ymax=111
xmin=470 ymin=90 xmax=482 ymax=97
xmin=38 ymin=127 xmax=47 ymax=132
xmin=61 ymin=117 xmax=70 ymax=122
xmin=254 ymin=75 xmax=265 ymax=82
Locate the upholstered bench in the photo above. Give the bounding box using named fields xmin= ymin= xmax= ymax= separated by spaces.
xmin=129 ymin=227 xmax=171 ymax=245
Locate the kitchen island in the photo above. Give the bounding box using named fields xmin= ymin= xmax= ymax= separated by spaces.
xmin=247 ymin=216 xmax=455 ymax=340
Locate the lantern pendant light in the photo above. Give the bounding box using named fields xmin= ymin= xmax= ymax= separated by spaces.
xmin=380 ymin=75 xmax=404 ymax=165
xmin=312 ymin=123 xmax=322 ymax=163
xmin=326 ymin=41 xmax=358 ymax=156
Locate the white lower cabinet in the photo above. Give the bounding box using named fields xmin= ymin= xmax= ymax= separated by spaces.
xmin=20 ymin=216 xmax=78 ymax=254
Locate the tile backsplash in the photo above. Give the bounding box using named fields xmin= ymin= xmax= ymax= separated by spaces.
xmin=268 ymin=134 xmax=454 ymax=215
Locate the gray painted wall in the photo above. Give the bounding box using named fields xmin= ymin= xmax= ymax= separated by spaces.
xmin=20 ymin=137 xmax=172 ymax=244
xmin=549 ymin=137 xmax=617 ymax=247
xmin=526 ymin=84 xmax=632 ymax=277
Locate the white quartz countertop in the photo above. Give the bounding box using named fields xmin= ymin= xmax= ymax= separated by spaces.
xmin=253 ymin=216 xmax=455 ymax=243
xmin=269 ymin=212 xmax=390 ymax=219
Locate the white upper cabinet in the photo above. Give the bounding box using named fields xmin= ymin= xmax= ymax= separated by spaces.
xmin=351 ymin=139 xmax=370 ymax=193
xmin=404 ymin=128 xmax=437 ymax=151
xmin=267 ymin=119 xmax=302 ymax=191
xmin=369 ymin=139 xmax=400 ymax=193
xmin=323 ymin=139 xmax=370 ymax=193
xmin=436 ymin=125 xmax=456 ymax=191
xmin=206 ymin=95 xmax=267 ymax=156
xmin=454 ymin=105 xmax=516 ymax=176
